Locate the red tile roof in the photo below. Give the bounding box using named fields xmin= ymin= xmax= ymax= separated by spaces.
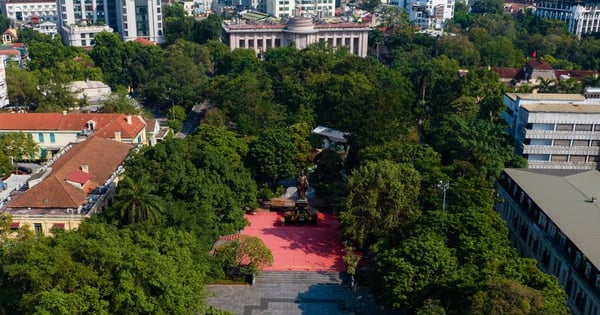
xmin=526 ymin=59 xmax=554 ymax=70
xmin=8 ymin=136 xmax=133 ymax=209
xmin=492 ymin=67 xmax=525 ymax=80
xmin=0 ymin=113 xmax=146 ymax=139
xmin=132 ymin=37 xmax=155 ymax=45
xmin=65 ymin=170 xmax=92 ymax=185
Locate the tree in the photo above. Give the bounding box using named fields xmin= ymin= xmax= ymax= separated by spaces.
xmin=0 ymin=132 xmax=38 ymax=161
xmin=469 ymin=279 xmax=546 ymax=314
xmin=0 ymin=222 xmax=209 ymax=314
xmin=471 ymin=0 xmax=504 ymax=14
xmin=213 ymin=235 xmax=274 ymax=277
xmin=247 ymin=128 xmax=299 ymax=186
xmin=192 ymin=14 xmax=223 ymax=44
xmin=89 ymin=32 xmax=126 ymax=87
xmin=5 ymin=65 xmax=42 ymax=107
xmin=115 ymin=174 xmax=164 ymax=224
xmin=340 ymin=160 xmax=421 ymax=250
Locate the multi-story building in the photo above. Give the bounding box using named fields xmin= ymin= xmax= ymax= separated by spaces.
xmin=0 ymin=112 xmax=147 ymax=158
xmin=1 ymin=136 xmax=134 ymax=236
xmin=389 ymin=0 xmax=454 ymax=30
xmin=503 ymin=92 xmax=600 ymax=170
xmin=222 ymin=16 xmax=370 ymax=57
xmin=496 ymin=168 xmax=600 ymax=315
xmin=0 ymin=0 xmax=57 ymax=23
xmin=57 ymin=0 xmax=163 ymax=47
xmin=0 ymin=59 xmax=7 ymax=108
xmin=536 ymin=0 xmax=600 ymax=38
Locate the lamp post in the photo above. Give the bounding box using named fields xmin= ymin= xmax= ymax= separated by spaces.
xmin=437 ymin=180 xmax=449 ymax=212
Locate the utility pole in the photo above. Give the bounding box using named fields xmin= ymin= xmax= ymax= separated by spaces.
xmin=437 ymin=180 xmax=449 ymax=212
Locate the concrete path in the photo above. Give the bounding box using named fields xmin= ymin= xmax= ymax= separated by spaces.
xmin=206 ymin=271 xmax=387 ymax=315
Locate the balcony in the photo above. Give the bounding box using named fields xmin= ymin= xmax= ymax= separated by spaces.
xmin=527 ymin=160 xmax=598 ymax=169
xmin=524 ymin=129 xmax=600 ymax=140
xmin=522 ymin=145 xmax=600 ymax=155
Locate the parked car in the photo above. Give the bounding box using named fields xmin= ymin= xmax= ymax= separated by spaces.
xmin=16 ymin=166 xmax=32 ymax=174
xmin=0 ymin=182 xmax=7 ymax=190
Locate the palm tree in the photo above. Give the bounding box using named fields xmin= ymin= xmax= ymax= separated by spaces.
xmin=116 ymin=175 xmax=164 ymax=224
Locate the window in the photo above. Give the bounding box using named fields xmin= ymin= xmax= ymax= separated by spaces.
xmin=49 ymin=133 xmax=55 ymax=143
xmin=585 ymin=262 xmax=592 ymax=278
xmin=575 ymin=252 xmax=582 ymax=268
xmin=538 ymin=213 xmax=547 ymax=229
xmin=34 ymin=223 xmax=42 ymax=236
xmin=239 ymin=39 xmax=245 ymax=48
xmin=554 ymin=139 xmax=570 ymax=146
xmin=575 ymin=124 xmax=592 ymax=131
xmin=38 ymin=133 xmax=44 ymax=143
xmin=519 ymin=191 xmax=525 ymax=204
xmin=572 ymin=140 xmax=589 ymax=146
xmin=556 ymin=124 xmax=573 ymax=131
xmin=81 ymin=40 xmax=86 ymax=46
xmin=596 ymin=274 xmax=600 ymax=288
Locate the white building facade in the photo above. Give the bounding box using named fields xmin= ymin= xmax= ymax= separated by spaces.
xmin=536 ymin=0 xmax=600 ymax=38
xmin=390 ymin=0 xmax=454 ymax=29
xmin=57 ymin=0 xmax=163 ymax=47
xmin=496 ymin=169 xmax=600 ymax=315
xmin=0 ymin=0 xmax=57 ymax=23
xmin=222 ymin=17 xmax=370 ymax=57
xmin=0 ymin=60 xmax=8 ymax=108
xmin=503 ymin=92 xmax=600 ymax=170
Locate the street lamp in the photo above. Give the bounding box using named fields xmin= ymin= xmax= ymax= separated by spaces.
xmin=437 ymin=180 xmax=450 ymax=212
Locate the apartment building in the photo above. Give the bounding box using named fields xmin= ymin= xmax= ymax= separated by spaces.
xmin=503 ymin=91 xmax=600 ymax=169
xmin=0 ymin=58 xmax=7 ymax=108
xmin=0 ymin=0 xmax=57 ymax=23
xmin=222 ymin=16 xmax=370 ymax=57
xmin=496 ymin=168 xmax=600 ymax=315
xmin=536 ymin=0 xmax=600 ymax=38
xmin=57 ymin=0 xmax=163 ymax=47
xmin=389 ymin=0 xmax=454 ymax=30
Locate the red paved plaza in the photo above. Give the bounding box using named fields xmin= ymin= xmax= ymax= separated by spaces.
xmin=242 ymin=211 xmax=345 ymax=272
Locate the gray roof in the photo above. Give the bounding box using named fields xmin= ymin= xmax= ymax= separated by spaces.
xmin=312 ymin=126 xmax=349 ymax=143
xmin=505 ymin=93 xmax=586 ymax=102
xmin=505 ymin=168 xmax=600 ymax=268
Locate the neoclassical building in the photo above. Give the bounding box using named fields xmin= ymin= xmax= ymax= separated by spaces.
xmin=496 ymin=169 xmax=600 ymax=315
xmin=222 ymin=16 xmax=370 ymax=57
xmin=536 ymin=0 xmax=600 ymax=38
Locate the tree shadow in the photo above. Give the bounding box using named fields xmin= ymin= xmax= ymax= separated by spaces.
xmin=295 ymin=283 xmax=392 ymax=315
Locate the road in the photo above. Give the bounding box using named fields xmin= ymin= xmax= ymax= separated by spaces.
xmin=175 ymin=103 xmax=207 ymax=138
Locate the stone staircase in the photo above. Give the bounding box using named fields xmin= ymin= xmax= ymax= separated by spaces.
xmin=256 ymin=271 xmax=345 ymax=285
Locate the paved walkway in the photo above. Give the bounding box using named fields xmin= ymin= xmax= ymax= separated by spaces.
xmin=206 ymin=273 xmax=384 ymax=315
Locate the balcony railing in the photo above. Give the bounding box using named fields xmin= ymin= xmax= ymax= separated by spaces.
xmin=523 ymin=145 xmax=600 ymax=155
xmin=527 ymin=160 xmax=598 ymax=169
xmin=524 ymin=129 xmax=600 ymax=140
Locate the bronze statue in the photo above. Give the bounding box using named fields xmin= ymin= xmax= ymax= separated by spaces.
xmin=296 ymin=169 xmax=309 ymax=200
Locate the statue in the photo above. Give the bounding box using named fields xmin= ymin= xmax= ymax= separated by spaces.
xmin=296 ymin=169 xmax=309 ymax=200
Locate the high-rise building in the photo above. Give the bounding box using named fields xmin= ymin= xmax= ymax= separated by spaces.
xmin=0 ymin=0 xmax=58 ymax=23
xmin=57 ymin=0 xmax=163 ymax=47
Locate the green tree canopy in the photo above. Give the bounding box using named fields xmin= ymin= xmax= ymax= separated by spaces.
xmin=341 ymin=160 xmax=421 ymax=250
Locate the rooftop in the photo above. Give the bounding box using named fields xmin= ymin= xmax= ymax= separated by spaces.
xmin=521 ymin=102 xmax=600 ymax=113
xmin=505 ymin=168 xmax=600 ymax=268
xmin=0 ymin=112 xmax=146 ymax=139
xmin=505 ymin=93 xmax=586 ymax=102
xmin=4 ymin=136 xmax=133 ymax=213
